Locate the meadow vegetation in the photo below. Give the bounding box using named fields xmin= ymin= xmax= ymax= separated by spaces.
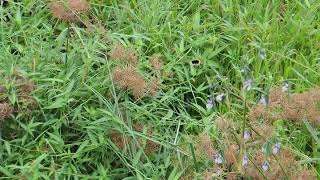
xmin=0 ymin=0 xmax=320 ymax=179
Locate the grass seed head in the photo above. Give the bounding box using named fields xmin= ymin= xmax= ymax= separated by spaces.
xmin=150 ymin=54 xmax=163 ymax=71
xmin=67 ymin=0 xmax=90 ymax=12
xmin=0 ymin=102 xmax=14 ymax=121
xmin=49 ymin=2 xmax=77 ymax=22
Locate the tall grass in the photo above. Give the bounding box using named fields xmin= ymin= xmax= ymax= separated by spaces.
xmin=0 ymin=0 xmax=319 ymax=179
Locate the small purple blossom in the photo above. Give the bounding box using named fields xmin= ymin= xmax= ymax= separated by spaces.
xmin=243 ymin=79 xmax=253 ymax=91
xmin=282 ymin=83 xmax=289 ymax=92
xmin=259 ymin=48 xmax=266 ymax=60
xmin=272 ymin=143 xmax=281 ymax=155
xmin=215 ymin=93 xmax=225 ymax=102
xmin=259 ymin=96 xmax=268 ymax=106
xmin=243 ymin=130 xmax=251 ymax=141
xmin=206 ymin=100 xmax=214 ymax=109
xmin=214 ymin=153 xmax=224 ymax=164
xmin=261 ymin=161 xmax=269 ymax=171
xmin=242 ymin=154 xmax=249 ymax=166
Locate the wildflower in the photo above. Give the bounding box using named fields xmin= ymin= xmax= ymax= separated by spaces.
xmin=261 ymin=161 xmax=269 ymax=171
xmin=243 ymin=79 xmax=253 ymax=91
xmin=243 ymin=130 xmax=251 ymax=141
xmin=259 ymin=96 xmax=268 ymax=106
xmin=206 ymin=100 xmax=214 ymax=109
xmin=215 ymin=93 xmax=225 ymax=102
xmin=259 ymin=48 xmax=266 ymax=60
xmin=190 ymin=59 xmax=201 ymax=66
xmin=214 ymin=153 xmax=224 ymax=164
xmin=272 ymin=143 xmax=281 ymax=155
xmin=242 ymin=154 xmax=249 ymax=166
xmin=281 ymin=82 xmax=289 ymax=92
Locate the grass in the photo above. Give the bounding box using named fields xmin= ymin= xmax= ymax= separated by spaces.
xmin=0 ymin=0 xmax=320 ymax=179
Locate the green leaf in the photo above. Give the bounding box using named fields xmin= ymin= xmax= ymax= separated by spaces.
xmin=303 ymin=119 xmax=320 ymax=145
xmin=44 ymin=98 xmax=66 ymax=109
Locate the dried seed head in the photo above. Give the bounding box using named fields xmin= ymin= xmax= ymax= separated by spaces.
xmin=67 ymin=0 xmax=90 ymax=12
xmin=200 ymin=135 xmax=216 ymax=158
xmin=293 ymin=169 xmax=317 ymax=180
xmin=112 ymin=66 xmax=146 ymax=99
xmin=150 ymin=54 xmax=163 ymax=71
xmin=109 ymin=44 xmax=126 ymax=61
xmin=49 ymin=2 xmax=77 ymax=22
xmin=224 ymin=144 xmax=238 ymax=164
xmin=215 ymin=117 xmax=231 ymax=131
xmin=144 ymin=130 xmax=160 ymax=155
xmin=133 ymin=122 xmax=144 ymax=132
xmin=126 ymin=49 xmax=138 ymax=65
xmin=0 ymin=102 xmax=14 ymax=121
xmin=149 ymin=78 xmax=161 ymax=96
xmin=110 ymin=130 xmax=130 ymax=149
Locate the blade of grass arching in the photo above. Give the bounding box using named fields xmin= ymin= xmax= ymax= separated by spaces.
xmin=189 ymin=143 xmax=199 ymax=173
xmin=303 ymin=119 xmax=320 ymax=145
xmin=303 ymin=118 xmax=320 ymax=174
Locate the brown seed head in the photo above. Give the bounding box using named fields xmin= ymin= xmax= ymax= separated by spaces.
xmin=149 ymin=78 xmax=161 ymax=96
xmin=224 ymin=144 xmax=238 ymax=164
xmin=112 ymin=66 xmax=146 ymax=99
xmin=109 ymin=44 xmax=126 ymax=61
xmin=200 ymin=135 xmax=216 ymax=158
xmin=0 ymin=102 xmax=14 ymax=121
xmin=293 ymin=169 xmax=317 ymax=180
xmin=150 ymin=54 xmax=163 ymax=71
xmin=110 ymin=130 xmax=130 ymax=149
xmin=67 ymin=0 xmax=90 ymax=12
xmin=126 ymin=49 xmax=138 ymax=65
xmin=215 ymin=117 xmax=231 ymax=131
xmin=49 ymin=2 xmax=77 ymax=22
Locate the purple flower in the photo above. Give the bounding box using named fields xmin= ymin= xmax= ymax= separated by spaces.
xmin=243 ymin=130 xmax=251 ymax=141
xmin=243 ymin=79 xmax=253 ymax=91
xmin=259 ymin=96 xmax=268 ymax=106
xmin=282 ymin=83 xmax=289 ymax=92
xmin=214 ymin=153 xmax=224 ymax=164
xmin=261 ymin=161 xmax=269 ymax=171
xmin=206 ymin=100 xmax=214 ymax=109
xmin=259 ymin=48 xmax=266 ymax=60
xmin=272 ymin=143 xmax=281 ymax=155
xmin=215 ymin=93 xmax=225 ymax=102
xmin=242 ymin=154 xmax=249 ymax=166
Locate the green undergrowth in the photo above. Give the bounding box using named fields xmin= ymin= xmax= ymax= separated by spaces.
xmin=0 ymin=0 xmax=319 ymax=179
